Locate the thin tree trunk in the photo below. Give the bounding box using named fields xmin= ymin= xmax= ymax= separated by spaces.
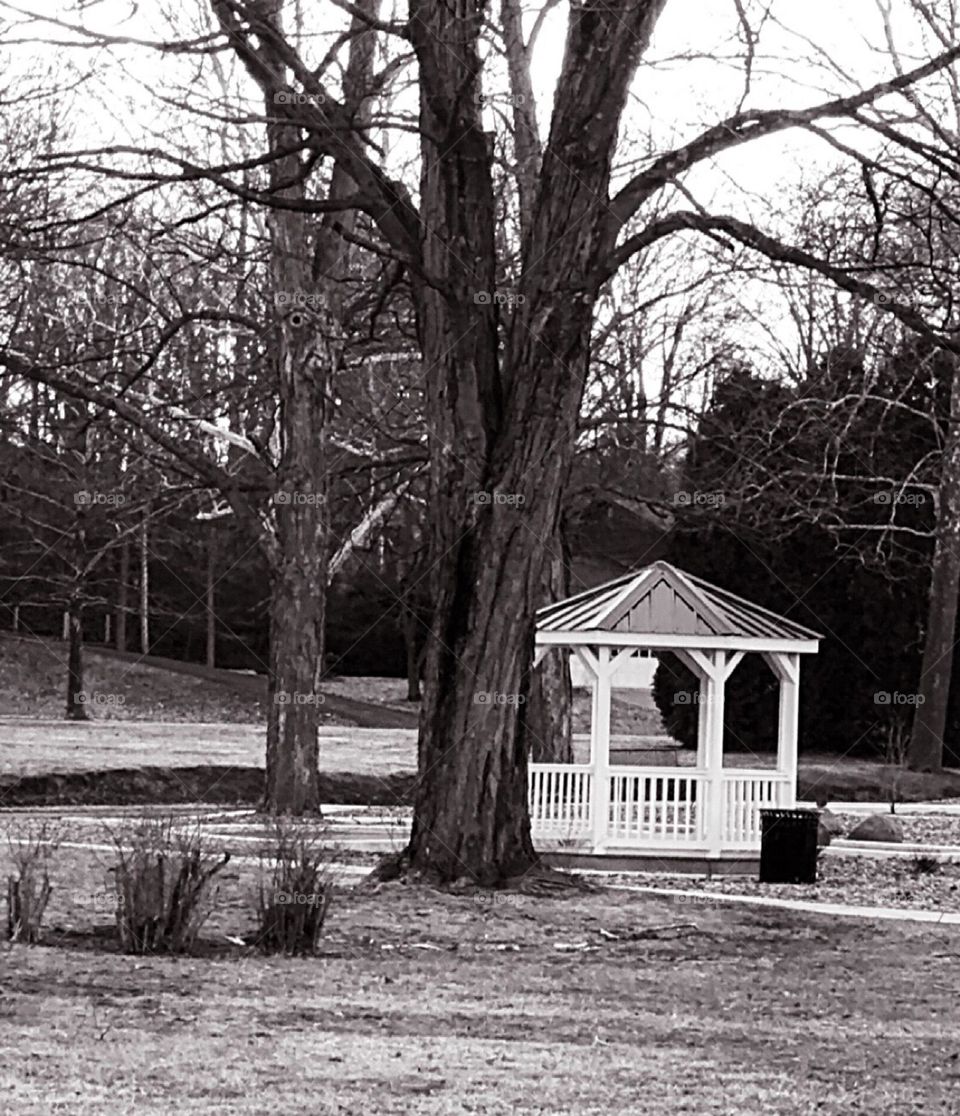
xmin=139 ymin=508 xmax=149 ymax=656
xmin=205 ymin=524 xmax=217 ymax=669
xmin=65 ymin=596 xmax=88 ymax=720
xmin=909 ymin=358 xmax=960 ymax=771
xmin=526 ymin=531 xmax=573 ymax=763
xmin=116 ymin=533 xmax=129 ymax=652
xmin=254 ymin=0 xmax=332 ymax=814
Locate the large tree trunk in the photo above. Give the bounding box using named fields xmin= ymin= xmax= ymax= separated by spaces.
xmin=909 ymin=357 xmax=960 ymax=771
xmin=403 ymin=0 xmax=664 ymax=882
xmin=65 ymin=597 xmax=88 ymax=721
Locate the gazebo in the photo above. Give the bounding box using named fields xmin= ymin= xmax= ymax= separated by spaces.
xmin=528 ymin=561 xmax=822 ymax=872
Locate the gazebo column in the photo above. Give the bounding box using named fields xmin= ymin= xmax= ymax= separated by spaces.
xmin=765 ymin=652 xmax=800 ymax=808
xmin=703 ymin=652 xmax=726 ymax=857
xmin=687 ymin=650 xmax=741 ymax=857
xmin=590 ymin=646 xmax=612 ymax=851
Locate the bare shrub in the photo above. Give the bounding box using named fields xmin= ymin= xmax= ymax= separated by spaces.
xmin=112 ymin=817 xmax=230 ymax=954
xmin=256 ymin=822 xmax=333 ymax=956
xmin=5 ymin=822 xmax=60 ymax=944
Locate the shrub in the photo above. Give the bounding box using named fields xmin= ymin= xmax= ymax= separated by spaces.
xmin=112 ymin=817 xmax=230 ymax=954
xmin=256 ymin=822 xmax=333 ymax=956
xmin=5 ymin=822 xmax=59 ymax=944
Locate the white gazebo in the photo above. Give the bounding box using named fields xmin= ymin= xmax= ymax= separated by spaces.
xmin=528 ymin=561 xmax=821 ymax=871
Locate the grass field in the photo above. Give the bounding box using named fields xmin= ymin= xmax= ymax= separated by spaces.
xmin=1 ymin=841 xmax=959 ymax=1115
xmin=3 ymin=630 xmax=960 ymax=806
xmin=4 ymin=640 xmax=960 ymax=1112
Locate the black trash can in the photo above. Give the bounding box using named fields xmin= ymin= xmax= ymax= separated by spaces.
xmin=759 ymin=808 xmax=819 ymax=884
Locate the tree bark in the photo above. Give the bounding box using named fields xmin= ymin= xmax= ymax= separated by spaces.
xmin=65 ymin=596 xmax=88 ymax=721
xmin=909 ymin=357 xmax=960 ymax=771
xmin=205 ymin=523 xmax=217 ymax=669
xmin=116 ymin=533 xmax=129 ymax=652
xmin=527 ymin=533 xmax=573 ymax=763
xmin=401 ymin=603 xmax=422 ymax=702
xmin=139 ymin=508 xmax=150 ymax=655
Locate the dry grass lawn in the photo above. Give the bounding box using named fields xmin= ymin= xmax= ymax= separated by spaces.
xmin=1 ymin=841 xmax=959 ymax=1114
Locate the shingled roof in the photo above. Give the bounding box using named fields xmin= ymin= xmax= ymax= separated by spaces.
xmin=536 ymin=561 xmax=822 ymax=643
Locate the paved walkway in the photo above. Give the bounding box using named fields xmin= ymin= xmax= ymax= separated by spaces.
xmin=604 ymin=882 xmax=960 ymax=926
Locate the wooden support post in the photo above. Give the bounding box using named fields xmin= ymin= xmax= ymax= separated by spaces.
xmin=776 ymin=653 xmax=800 ymax=807
xmin=591 ymin=647 xmax=612 ymax=852
xmin=705 ymin=651 xmax=726 ymax=857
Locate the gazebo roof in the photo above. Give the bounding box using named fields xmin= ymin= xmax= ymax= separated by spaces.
xmin=536 ymin=561 xmax=822 ymax=646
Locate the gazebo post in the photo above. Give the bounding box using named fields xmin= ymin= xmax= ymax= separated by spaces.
xmin=591 ymin=646 xmax=612 ymax=851
xmin=704 ymin=651 xmax=727 ymax=857
xmin=775 ymin=653 xmax=800 ymax=808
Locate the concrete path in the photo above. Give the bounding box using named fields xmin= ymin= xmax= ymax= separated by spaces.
xmin=603 ymin=882 xmax=960 ymax=926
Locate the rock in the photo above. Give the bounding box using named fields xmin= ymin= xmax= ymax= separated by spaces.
xmin=819 ymin=808 xmax=845 ymax=838
xmin=847 ymin=814 xmax=904 ymax=843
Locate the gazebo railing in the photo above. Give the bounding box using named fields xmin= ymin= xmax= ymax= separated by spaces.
xmin=527 ymin=763 xmax=593 ymax=837
xmin=720 ymin=770 xmax=792 ymax=845
xmin=529 ymin=763 xmax=794 ymax=851
xmin=607 ymin=768 xmax=704 ymax=845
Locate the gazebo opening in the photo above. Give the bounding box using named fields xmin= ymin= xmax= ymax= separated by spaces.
xmin=528 ymin=561 xmax=821 ymax=871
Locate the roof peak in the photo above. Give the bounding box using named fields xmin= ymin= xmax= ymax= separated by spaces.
xmin=537 ymin=561 xmax=822 ymax=644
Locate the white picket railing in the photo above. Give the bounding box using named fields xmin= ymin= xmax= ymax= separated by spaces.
xmin=721 ymin=771 xmax=791 ymax=845
xmin=529 ymin=762 xmax=793 ymax=852
xmin=527 ymin=764 xmax=593 ymax=838
xmin=606 ymin=767 xmax=704 ymax=847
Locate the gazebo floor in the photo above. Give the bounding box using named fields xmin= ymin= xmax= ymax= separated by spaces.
xmin=541 ymin=849 xmax=760 ymax=877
